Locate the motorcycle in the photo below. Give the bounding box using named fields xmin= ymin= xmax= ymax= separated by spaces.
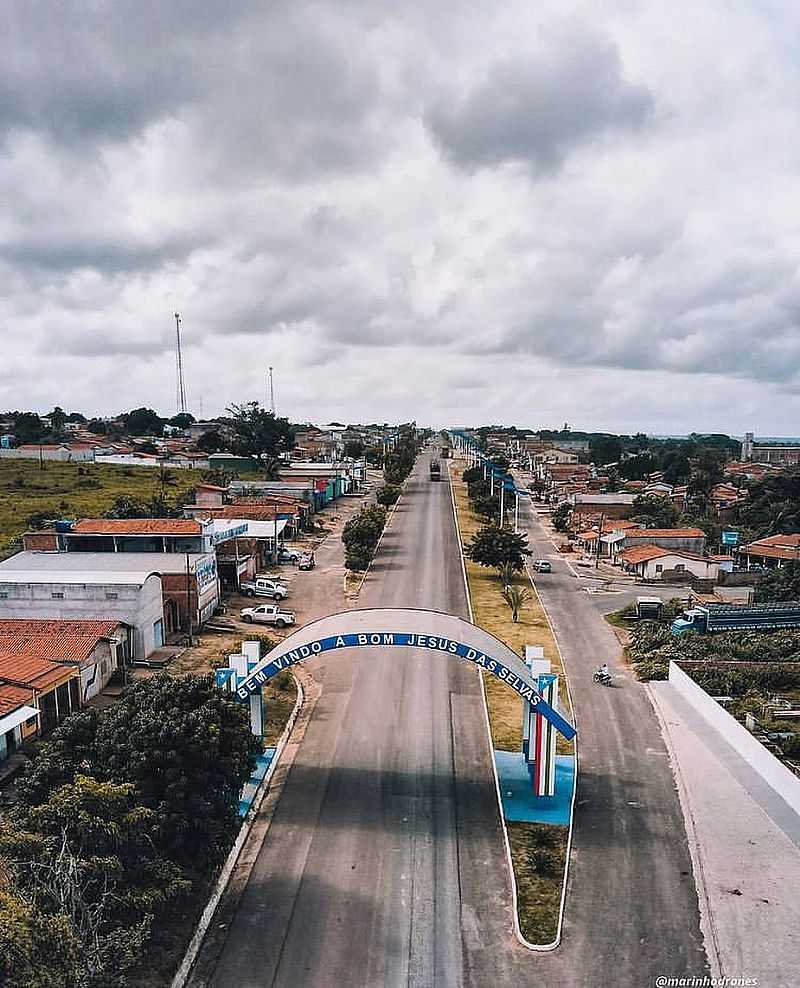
xmin=593 ymin=669 xmax=613 ymax=687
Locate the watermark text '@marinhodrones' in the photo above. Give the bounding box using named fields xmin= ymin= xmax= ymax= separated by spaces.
xmin=655 ymin=978 xmax=758 ymax=987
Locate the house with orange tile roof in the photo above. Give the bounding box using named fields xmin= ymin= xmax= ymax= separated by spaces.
xmin=737 ymin=534 xmax=800 ymax=570
xmin=619 ymin=545 xmax=720 ymax=582
xmin=0 ymin=618 xmax=126 ymax=705
xmin=0 ymin=683 xmax=40 ymax=764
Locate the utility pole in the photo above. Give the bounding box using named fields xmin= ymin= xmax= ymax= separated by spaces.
xmin=185 ymin=552 xmax=193 ymax=644
xmin=268 ymin=366 xmax=275 ymax=415
xmin=596 ymin=512 xmax=605 ymax=569
xmin=500 ymin=479 xmax=505 ymax=527
xmin=175 ymin=312 xmax=187 ymax=415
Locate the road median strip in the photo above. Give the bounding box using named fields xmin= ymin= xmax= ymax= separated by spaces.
xmin=449 ymin=458 xmax=576 ymax=949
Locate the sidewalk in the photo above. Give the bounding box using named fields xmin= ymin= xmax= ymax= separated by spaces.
xmin=650 ymin=681 xmax=800 ymax=988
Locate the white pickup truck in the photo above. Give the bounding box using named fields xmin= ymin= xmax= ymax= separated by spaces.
xmin=239 ymin=577 xmax=289 ymax=600
xmin=240 ymin=604 xmax=296 ymax=628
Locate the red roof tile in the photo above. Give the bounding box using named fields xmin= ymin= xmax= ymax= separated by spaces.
xmin=72 ymin=519 xmax=202 ymax=535
xmin=620 ymin=545 xmax=671 ymax=564
xmin=0 ymin=653 xmax=78 ymax=691
xmin=0 ymin=619 xmax=120 ymax=638
xmin=0 ymin=683 xmax=34 ymax=716
xmin=624 ymin=528 xmax=707 ymax=539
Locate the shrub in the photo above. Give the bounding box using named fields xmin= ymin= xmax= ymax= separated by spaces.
xmin=376 ymin=484 xmax=402 ymax=507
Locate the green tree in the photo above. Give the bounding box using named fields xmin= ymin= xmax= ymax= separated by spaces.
xmin=196 ymin=430 xmax=225 ymax=454
xmin=17 ymin=676 xmax=260 ymax=872
xmin=11 ymin=412 xmax=46 ymax=443
xmin=0 ymin=890 xmax=80 ymax=988
xmin=104 ymin=495 xmax=151 ymax=519
xmin=226 ymin=402 xmax=295 ymax=466
xmin=501 ymin=584 xmax=531 ymax=622
xmin=8 ymin=775 xmax=189 ymax=923
xmin=47 ymin=406 xmax=68 ymax=434
xmin=462 ymin=466 xmax=484 ymax=485
xmin=342 ymin=504 xmax=387 ymax=571
xmin=497 ymin=562 xmax=517 ymax=587
xmin=87 ymin=418 xmax=108 ymax=434
xmin=343 ymin=440 xmax=365 ymax=459
xmin=122 ymin=407 xmax=164 ymax=436
xmin=552 ymin=503 xmax=571 ymax=532
xmin=466 ymin=525 xmax=531 ymax=570
xmin=590 ymin=435 xmax=622 ymax=466
xmin=631 ymin=494 xmax=680 ymax=529
xmin=376 ymin=484 xmax=402 ymax=507
xmin=617 ymin=454 xmax=655 ymax=481
xmin=91 ymin=675 xmax=260 ymax=868
xmin=168 ymin=413 xmax=195 ymax=429
xmin=662 ymin=451 xmax=692 ymax=485
xmin=755 ymin=560 xmax=800 ymax=603
xmin=2 ymin=775 xmax=189 ymax=987
xmin=739 ymin=472 xmax=800 ymax=537
xmin=687 ymin=448 xmax=725 ymax=509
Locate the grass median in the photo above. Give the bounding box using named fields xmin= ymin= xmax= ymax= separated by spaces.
xmin=450 ymin=458 xmax=573 ymax=944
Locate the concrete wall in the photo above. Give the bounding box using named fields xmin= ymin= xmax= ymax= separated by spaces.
xmin=0 ymin=575 xmax=163 ymax=659
xmin=643 ymin=554 xmax=719 ymax=581
xmin=0 ymin=447 xmax=94 ymax=462
xmin=80 ymin=639 xmax=117 ymax=701
xmin=669 ymin=661 xmax=800 ymax=816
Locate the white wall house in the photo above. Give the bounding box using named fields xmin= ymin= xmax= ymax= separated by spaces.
xmin=0 ymin=570 xmax=164 ymax=659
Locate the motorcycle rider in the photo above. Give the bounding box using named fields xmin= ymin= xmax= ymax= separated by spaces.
xmin=598 ymin=662 xmax=610 ymax=681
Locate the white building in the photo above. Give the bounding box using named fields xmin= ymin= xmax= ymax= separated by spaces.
xmin=0 ymin=569 xmax=164 ymax=659
xmin=0 ymin=550 xmax=220 ymax=638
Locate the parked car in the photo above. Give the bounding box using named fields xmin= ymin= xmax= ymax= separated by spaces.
xmin=276 ymin=546 xmax=301 ymax=563
xmin=240 ymin=604 xmax=296 ymax=628
xmin=532 ymin=559 xmax=552 ymax=573
xmin=298 ymin=552 xmax=315 ymax=571
xmin=239 ymin=577 xmax=289 ymax=600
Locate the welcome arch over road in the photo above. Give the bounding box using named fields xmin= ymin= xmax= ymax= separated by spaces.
xmin=235 ymin=607 xmax=576 ymax=739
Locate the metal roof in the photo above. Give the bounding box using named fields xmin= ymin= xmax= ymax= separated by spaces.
xmin=0 ymin=551 xmax=210 ymax=579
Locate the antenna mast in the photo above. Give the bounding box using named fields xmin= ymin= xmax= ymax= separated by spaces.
xmin=268 ymin=366 xmax=275 ymax=414
xmin=175 ymin=312 xmax=187 ymax=415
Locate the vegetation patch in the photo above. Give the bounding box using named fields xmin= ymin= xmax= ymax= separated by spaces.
xmin=0 ymin=460 xmax=206 ymax=557
xmin=451 ymin=458 xmax=573 ymax=944
xmin=507 ymin=822 xmax=570 ymax=944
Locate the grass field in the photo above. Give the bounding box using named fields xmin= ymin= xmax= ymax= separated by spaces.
xmin=0 ymin=459 xmax=206 ymax=556
xmin=450 ymin=457 xmax=572 ymax=944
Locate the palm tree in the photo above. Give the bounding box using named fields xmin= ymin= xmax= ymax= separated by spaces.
xmin=501 ymin=585 xmax=532 ymax=623
xmin=497 ymin=562 xmax=517 ymax=587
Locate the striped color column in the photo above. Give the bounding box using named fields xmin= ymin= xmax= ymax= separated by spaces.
xmin=532 ymin=673 xmax=558 ymax=797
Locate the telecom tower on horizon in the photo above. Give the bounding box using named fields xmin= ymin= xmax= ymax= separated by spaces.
xmin=174 ymin=312 xmax=187 ymax=415
xmin=268 ymin=366 xmax=275 ymax=415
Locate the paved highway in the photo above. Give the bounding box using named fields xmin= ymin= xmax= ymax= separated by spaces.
xmin=201 ymin=457 xmax=502 ymax=987
xmin=514 ymin=494 xmax=709 ymax=985
xmin=193 ymin=458 xmax=709 ymax=986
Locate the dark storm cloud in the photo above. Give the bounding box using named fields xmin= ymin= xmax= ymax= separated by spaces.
xmin=426 ymin=26 xmax=653 ymax=172
xmin=0 ymin=0 xmax=233 ymax=143
xmin=0 ymin=236 xmax=199 ymax=274
xmin=39 ymin=332 xmax=170 ymax=358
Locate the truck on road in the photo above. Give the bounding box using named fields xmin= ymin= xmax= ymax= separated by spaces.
xmin=240 ymin=603 xmax=296 ymax=628
xmin=429 ymin=460 xmax=441 ymax=481
xmin=671 ymin=601 xmax=800 ymax=635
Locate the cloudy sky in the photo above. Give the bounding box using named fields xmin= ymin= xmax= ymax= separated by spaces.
xmin=2 ymin=0 xmax=799 ymax=434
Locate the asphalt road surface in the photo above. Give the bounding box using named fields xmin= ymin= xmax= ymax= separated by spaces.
xmin=196 ymin=459 xmax=709 ymax=987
